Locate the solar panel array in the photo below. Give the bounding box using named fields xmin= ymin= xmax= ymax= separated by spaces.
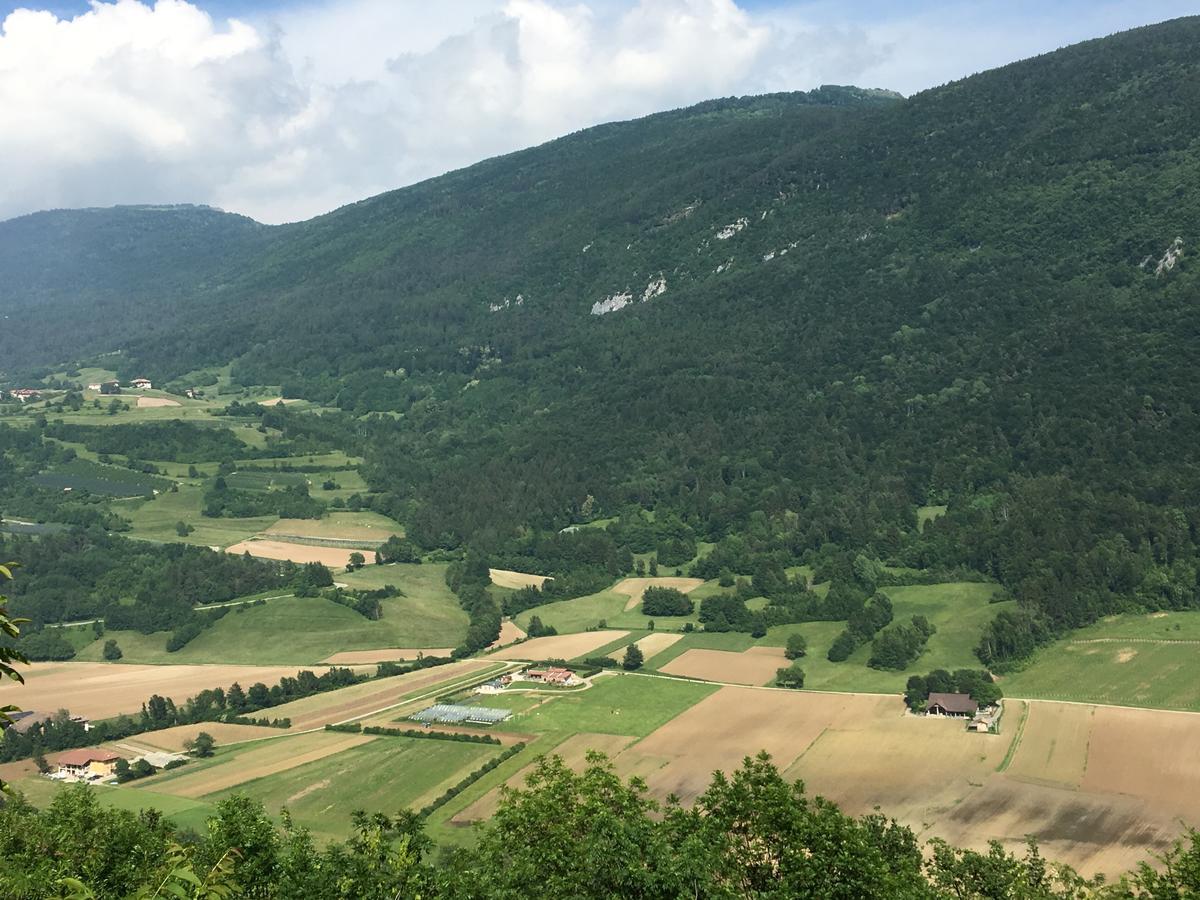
xmin=410 ymin=704 xmax=512 ymax=725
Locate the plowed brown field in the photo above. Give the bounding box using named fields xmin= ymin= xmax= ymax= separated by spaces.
xmin=488 ymin=631 xmax=629 ymax=661
xmin=2 ymin=662 xmax=321 ymax=720
xmin=658 ymin=646 xmax=787 ymax=685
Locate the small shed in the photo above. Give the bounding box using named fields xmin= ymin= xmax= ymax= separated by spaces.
xmin=926 ymin=692 xmax=978 ymax=717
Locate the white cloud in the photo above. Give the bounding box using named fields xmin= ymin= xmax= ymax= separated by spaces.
xmin=0 ymin=0 xmax=1192 ymax=223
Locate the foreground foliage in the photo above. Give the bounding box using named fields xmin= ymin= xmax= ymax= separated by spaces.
xmin=2 ymin=753 xmax=1198 ymax=898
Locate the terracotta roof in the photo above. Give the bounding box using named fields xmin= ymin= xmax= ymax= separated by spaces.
xmin=55 ymin=749 xmax=121 ymax=766
xmin=927 ymin=692 xmax=978 ymax=714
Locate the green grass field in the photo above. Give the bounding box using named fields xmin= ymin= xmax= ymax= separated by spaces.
xmin=918 ymin=505 xmax=948 ymax=530
xmin=508 ymin=672 xmax=716 ymax=738
xmin=118 ymin=485 xmax=277 ymax=548
xmin=513 ymin=580 xmax=723 ymax=633
xmin=1002 ymin=610 xmax=1200 ymax=710
xmin=203 ymin=736 xmax=501 ymax=842
xmin=12 ymin=778 xmax=215 ymax=834
xmin=76 ymin=573 xmax=467 ymax=664
xmin=754 ymin=582 xmax=1011 ymax=693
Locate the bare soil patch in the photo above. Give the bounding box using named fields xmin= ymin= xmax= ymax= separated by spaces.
xmin=658 ymin=646 xmax=786 ymax=686
xmin=608 ymin=633 xmax=682 ymax=663
xmin=2 ymin=662 xmax=319 ymax=720
xmin=319 ymin=648 xmax=454 ymax=665
xmin=453 ymin=732 xmax=636 ymax=823
xmin=1116 ymin=648 xmax=1138 ymax=663
xmin=613 ymin=577 xmax=705 ymax=611
xmin=489 ymin=631 xmax=630 ymax=661
xmin=489 ymin=569 xmax=549 ymax=590
xmin=225 ymin=539 xmax=364 ymax=568
xmin=489 ymin=619 xmax=527 ymax=649
xmin=145 ymin=732 xmax=374 ymax=799
xmin=136 ymin=396 xmax=181 ymax=408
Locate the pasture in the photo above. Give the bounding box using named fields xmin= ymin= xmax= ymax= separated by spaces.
xmin=264 ymin=510 xmax=403 ymax=543
xmin=76 ymin=585 xmax=468 ymax=666
xmin=120 ymin=484 xmax=275 ymax=547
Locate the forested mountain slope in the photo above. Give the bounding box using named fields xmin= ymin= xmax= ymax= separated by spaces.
xmin=4 ymin=18 xmax=1200 ymax=666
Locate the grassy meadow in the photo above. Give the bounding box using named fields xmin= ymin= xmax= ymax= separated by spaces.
xmin=75 ymin=570 xmax=467 ymax=665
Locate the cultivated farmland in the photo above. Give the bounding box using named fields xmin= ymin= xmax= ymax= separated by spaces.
xmin=488 ymin=630 xmax=631 ymax=660
xmin=609 ymin=632 xmax=682 ymax=662
xmin=225 ymin=539 xmax=368 ymax=568
xmin=32 ymin=458 xmax=172 ymax=497
xmin=209 ymin=734 xmax=504 ymax=842
xmin=2 ymin=661 xmax=321 ymax=720
xmin=658 ymin=645 xmax=788 ymax=686
xmin=139 ymin=731 xmax=375 ymax=798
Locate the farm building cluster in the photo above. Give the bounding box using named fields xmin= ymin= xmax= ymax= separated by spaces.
xmin=43 ymin=747 xmax=188 ymax=783
xmin=476 ymin=666 xmax=583 ymax=694
xmin=925 ymin=692 xmax=1002 ymax=733
xmin=85 ymin=377 xmax=152 ymax=393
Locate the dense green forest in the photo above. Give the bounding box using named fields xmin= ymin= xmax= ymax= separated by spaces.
xmin=4 ymin=20 xmax=1200 ymax=669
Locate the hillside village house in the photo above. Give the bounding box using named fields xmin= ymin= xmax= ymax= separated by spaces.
xmin=53 ymin=749 xmax=121 ymax=781
xmin=130 ymin=378 xmax=153 ymax=390
xmin=8 ymin=389 xmax=41 ymax=402
xmin=926 ymin=692 xmax=978 ymax=717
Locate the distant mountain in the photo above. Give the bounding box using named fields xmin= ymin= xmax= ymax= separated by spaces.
xmin=0 ymin=204 xmax=271 ymax=368
xmin=4 ymin=20 xmax=1200 ymax=661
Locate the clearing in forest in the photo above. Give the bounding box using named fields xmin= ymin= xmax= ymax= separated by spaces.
xmin=613 ymin=577 xmax=705 ymax=611
xmin=489 ymin=569 xmax=549 ymax=589
xmin=263 ymin=512 xmax=402 ymax=543
xmin=488 ymin=631 xmax=631 ymax=661
xmin=225 ymin=539 xmax=369 ymax=568
xmin=658 ymin=646 xmax=787 ymax=686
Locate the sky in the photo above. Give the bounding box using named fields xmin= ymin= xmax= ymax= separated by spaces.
xmin=0 ymin=0 xmax=1196 ymax=224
